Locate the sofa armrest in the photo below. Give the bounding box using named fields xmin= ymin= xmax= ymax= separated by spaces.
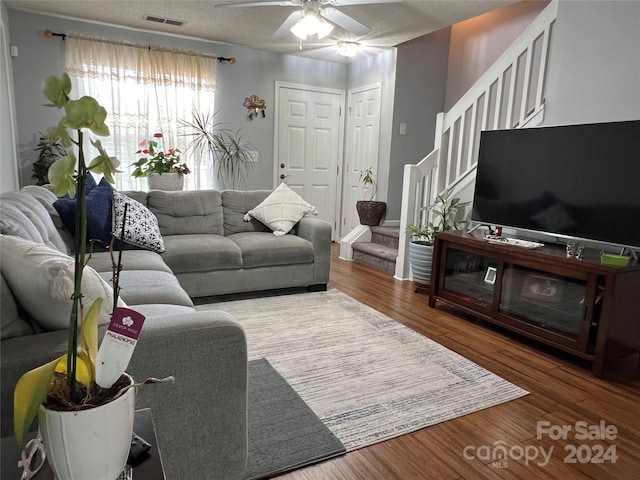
xmin=297 ymin=216 xmax=332 ymax=285
xmin=129 ymin=311 xmax=247 ymax=480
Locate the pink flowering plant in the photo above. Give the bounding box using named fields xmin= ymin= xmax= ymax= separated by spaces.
xmin=131 ymin=133 xmax=190 ymax=177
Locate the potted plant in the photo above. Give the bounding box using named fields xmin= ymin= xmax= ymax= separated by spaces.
xmin=14 ymin=73 xmax=138 ymax=480
xmin=131 ymin=133 xmax=190 ymax=190
xmin=406 ymin=189 xmax=470 ymax=291
xmin=32 ymin=129 xmax=66 ymax=185
xmin=181 ymin=109 xmax=255 ymax=190
xmin=356 ymin=167 xmax=386 ymax=226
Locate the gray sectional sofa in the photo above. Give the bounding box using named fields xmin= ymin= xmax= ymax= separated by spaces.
xmin=0 ymin=184 xmax=332 ymax=480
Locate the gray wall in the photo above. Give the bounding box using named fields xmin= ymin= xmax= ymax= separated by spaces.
xmin=6 ymin=8 xmax=347 ymax=190
xmin=445 ymin=0 xmax=550 ymax=110
xmin=1 ymin=0 xmax=18 ymax=193
xmin=387 ymin=29 xmax=451 ymax=220
xmin=543 ymin=0 xmax=640 ymax=125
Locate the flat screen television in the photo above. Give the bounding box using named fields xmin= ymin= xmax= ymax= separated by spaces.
xmin=471 ymin=119 xmax=640 ymax=251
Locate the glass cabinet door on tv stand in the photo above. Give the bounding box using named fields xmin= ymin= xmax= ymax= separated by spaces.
xmin=498 ymin=264 xmax=593 ymax=351
xmin=440 ymin=247 xmax=498 ymax=314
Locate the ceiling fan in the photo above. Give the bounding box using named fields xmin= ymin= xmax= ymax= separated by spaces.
xmin=215 ymin=0 xmax=403 ymax=41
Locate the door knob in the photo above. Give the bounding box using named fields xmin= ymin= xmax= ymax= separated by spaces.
xmin=280 ymin=174 xmax=289 ymax=179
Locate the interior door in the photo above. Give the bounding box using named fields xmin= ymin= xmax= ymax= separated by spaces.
xmin=341 ymin=84 xmax=382 ymax=237
xmin=275 ymin=83 xmax=344 ymax=240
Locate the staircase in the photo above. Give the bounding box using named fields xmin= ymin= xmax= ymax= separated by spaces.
xmin=394 ymin=0 xmax=558 ymax=281
xmin=352 ymin=226 xmax=399 ymax=274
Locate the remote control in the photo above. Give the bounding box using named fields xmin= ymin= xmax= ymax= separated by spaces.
xmin=128 ymin=433 xmax=152 ymax=466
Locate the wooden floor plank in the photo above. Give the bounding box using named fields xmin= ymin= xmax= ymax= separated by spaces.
xmin=273 ymin=245 xmax=640 ymax=479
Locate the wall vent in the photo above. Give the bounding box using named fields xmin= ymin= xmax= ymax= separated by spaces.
xmin=143 ymin=14 xmax=185 ymax=27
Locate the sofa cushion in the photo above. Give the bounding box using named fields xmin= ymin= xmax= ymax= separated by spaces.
xmin=88 ymin=250 xmax=173 ymax=275
xmin=244 ymin=183 xmax=317 ymax=236
xmin=222 ymin=190 xmax=271 ymax=235
xmin=112 ymin=192 xmax=165 ymax=253
xmin=132 ymin=303 xmax=195 ymax=317
xmin=0 ymin=191 xmax=67 ymax=253
xmin=1 ymin=273 xmax=35 ymax=339
xmin=54 ymin=175 xmax=115 ymax=248
xmin=99 ymin=270 xmax=193 ymax=308
xmin=227 ymin=232 xmax=315 ymax=268
xmin=161 ymin=234 xmax=242 ymax=274
xmin=147 ymin=190 xmax=224 ymax=236
xmin=0 ymin=235 xmax=123 ymax=331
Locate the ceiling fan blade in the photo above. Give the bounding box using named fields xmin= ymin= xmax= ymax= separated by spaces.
xmin=272 ymin=10 xmax=304 ymax=39
xmin=321 ymin=7 xmax=371 ymax=36
xmin=215 ymin=0 xmax=300 ymax=7
xmin=330 ymin=0 xmax=403 ymax=5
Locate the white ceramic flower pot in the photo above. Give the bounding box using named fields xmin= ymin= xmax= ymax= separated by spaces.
xmin=147 ymin=172 xmax=184 ymax=191
xmin=38 ymin=374 xmax=135 ymax=480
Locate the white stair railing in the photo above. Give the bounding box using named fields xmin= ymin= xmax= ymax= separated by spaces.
xmin=395 ymin=0 xmax=558 ymax=280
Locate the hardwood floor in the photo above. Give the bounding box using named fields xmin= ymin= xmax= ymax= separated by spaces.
xmin=275 ymin=243 xmax=640 ymax=480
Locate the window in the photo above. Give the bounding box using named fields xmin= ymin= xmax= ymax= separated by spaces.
xmin=65 ymin=33 xmax=217 ymax=191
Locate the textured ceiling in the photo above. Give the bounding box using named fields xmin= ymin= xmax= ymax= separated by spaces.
xmin=6 ymin=0 xmax=518 ymax=61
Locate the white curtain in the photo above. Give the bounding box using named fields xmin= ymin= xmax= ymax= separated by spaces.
xmin=65 ymin=32 xmax=217 ymax=191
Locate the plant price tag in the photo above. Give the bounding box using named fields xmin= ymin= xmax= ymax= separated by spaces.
xmin=95 ymin=307 xmax=146 ymax=388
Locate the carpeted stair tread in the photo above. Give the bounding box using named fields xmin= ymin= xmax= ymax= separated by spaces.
xmin=352 ymin=242 xmax=397 ymax=262
xmin=370 ymin=226 xmax=400 ymax=250
xmin=370 ymin=226 xmax=400 ymax=238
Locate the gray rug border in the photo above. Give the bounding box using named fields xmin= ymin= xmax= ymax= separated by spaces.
xmin=246 ymin=358 xmax=346 ymax=480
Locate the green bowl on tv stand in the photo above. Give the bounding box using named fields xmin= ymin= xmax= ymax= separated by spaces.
xmin=600 ymin=253 xmax=631 ymax=267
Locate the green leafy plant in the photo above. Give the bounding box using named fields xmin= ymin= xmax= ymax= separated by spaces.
xmin=131 ymin=133 xmax=190 ymax=178
xmin=406 ymin=189 xmax=471 ymax=245
xmin=32 ymin=130 xmax=66 ymax=185
xmin=359 ymin=166 xmax=377 ymax=201
xmin=13 ymin=73 xmax=121 ymax=449
xmin=181 ymin=109 xmax=255 ymax=190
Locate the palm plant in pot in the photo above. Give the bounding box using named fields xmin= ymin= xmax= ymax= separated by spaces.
xmin=356 ymin=167 xmax=386 ymax=226
xmin=181 ymin=109 xmax=255 ymax=190
xmin=406 ymin=188 xmax=470 ymax=291
xmin=131 ymin=133 xmax=190 ymax=191
xmin=13 ymin=73 xmax=139 ymax=480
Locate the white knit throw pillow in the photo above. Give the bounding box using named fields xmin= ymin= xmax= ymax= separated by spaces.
xmin=244 ymin=183 xmax=317 ymax=236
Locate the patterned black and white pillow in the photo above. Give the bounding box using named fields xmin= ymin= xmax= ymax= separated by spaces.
xmin=111 ymin=191 xmax=165 ymax=253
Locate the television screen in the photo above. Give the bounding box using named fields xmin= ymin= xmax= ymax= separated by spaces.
xmin=472 ymin=120 xmax=640 ymax=250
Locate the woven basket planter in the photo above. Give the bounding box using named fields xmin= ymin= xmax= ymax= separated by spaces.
xmin=356 ymin=201 xmax=386 ymax=226
xmin=147 ymin=172 xmax=184 ymax=191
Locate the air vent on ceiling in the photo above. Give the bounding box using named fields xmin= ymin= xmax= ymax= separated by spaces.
xmin=143 ymin=14 xmax=185 ymax=27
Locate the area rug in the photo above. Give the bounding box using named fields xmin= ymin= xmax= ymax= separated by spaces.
xmin=246 ymin=358 xmax=345 ymax=479
xmin=197 ymin=289 xmax=528 ymax=451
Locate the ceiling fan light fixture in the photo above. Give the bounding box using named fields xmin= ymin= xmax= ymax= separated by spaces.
xmin=290 ymin=10 xmax=334 ymax=40
xmin=337 ymin=41 xmax=359 ymax=57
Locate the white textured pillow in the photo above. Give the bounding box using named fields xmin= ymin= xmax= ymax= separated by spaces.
xmin=112 ymin=192 xmax=165 ymax=253
xmin=0 ymin=234 xmax=123 ymax=330
xmin=244 ymin=183 xmax=317 ymax=236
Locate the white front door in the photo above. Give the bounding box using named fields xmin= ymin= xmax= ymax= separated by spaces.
xmin=341 ymin=84 xmax=382 ymax=237
xmin=275 ymin=83 xmax=344 ymax=240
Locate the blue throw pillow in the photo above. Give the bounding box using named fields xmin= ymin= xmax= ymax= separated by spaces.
xmin=54 ymin=175 xmax=115 ymax=247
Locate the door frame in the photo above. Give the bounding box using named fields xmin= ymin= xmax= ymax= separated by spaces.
xmin=274 ymin=81 xmax=346 ymax=237
xmin=340 ymin=82 xmax=382 ymax=238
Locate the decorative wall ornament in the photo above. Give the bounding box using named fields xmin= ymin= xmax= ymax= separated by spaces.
xmin=244 ymin=95 xmax=266 ymax=120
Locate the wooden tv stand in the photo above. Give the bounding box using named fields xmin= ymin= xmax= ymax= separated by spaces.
xmin=429 ymin=230 xmax=640 ymax=377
